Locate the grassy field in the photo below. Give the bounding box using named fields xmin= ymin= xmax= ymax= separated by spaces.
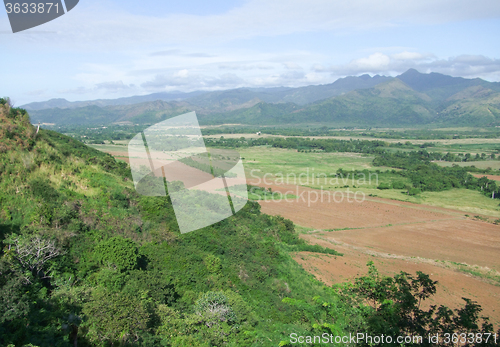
xmin=434 ymin=160 xmax=500 ymax=170
xmin=239 ymin=147 xmax=500 ymax=217
xmin=88 ymin=143 xmax=128 ymax=154
xmin=89 ymin=141 xmax=500 ymax=217
xmin=239 ymin=146 xmax=376 ymax=179
xmin=205 ymin=133 xmax=500 ymax=145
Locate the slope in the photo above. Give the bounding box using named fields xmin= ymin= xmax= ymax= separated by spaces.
xmin=397 ymin=68 xmax=500 ymax=100
xmin=204 ymin=79 xmax=436 ymax=126
xmin=0 ymin=98 xmax=350 ymax=346
xmin=20 ymin=91 xmax=206 ymax=111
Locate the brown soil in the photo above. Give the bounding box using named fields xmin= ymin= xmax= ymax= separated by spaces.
xmin=472 ymin=174 xmax=500 ymax=182
xmin=250 ymin=180 xmax=500 ymax=326
xmin=251 ymin=180 xmax=467 ymax=229
xmin=294 ymin=247 xmax=500 ymax=327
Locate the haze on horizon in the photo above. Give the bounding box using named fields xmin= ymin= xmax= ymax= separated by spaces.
xmin=1 ymin=0 xmax=500 ymax=105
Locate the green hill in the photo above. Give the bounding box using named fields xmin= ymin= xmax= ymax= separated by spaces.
xmin=201 ymin=72 xmax=500 ymax=127
xmin=397 ymin=68 xmax=500 ymax=100
xmin=0 ymin=99 xmax=346 ymax=346
xmin=29 ymin=100 xmax=193 ymax=125
xmin=27 ymin=70 xmax=500 ymax=128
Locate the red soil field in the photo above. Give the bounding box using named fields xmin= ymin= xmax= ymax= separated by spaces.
xmin=293 ymin=248 xmax=500 ymax=327
xmin=472 ymin=173 xmax=500 ymax=182
xmin=251 ymin=181 xmax=500 ymax=326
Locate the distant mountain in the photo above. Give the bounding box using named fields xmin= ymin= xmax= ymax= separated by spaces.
xmin=201 ymin=72 xmax=500 ymax=127
xmin=185 ymin=88 xmax=278 ymax=113
xmin=24 ymin=69 xmax=500 ymax=127
xmin=29 ymin=100 xmax=193 ymax=125
xmin=187 ymin=74 xmax=393 ymax=109
xmin=274 ymin=74 xmax=393 ymax=105
xmin=21 ymin=91 xmax=206 ymax=111
xmin=202 ymin=79 xmax=435 ymax=126
xmin=287 ymin=79 xmax=435 ymax=125
xmin=397 ymin=68 xmax=500 ymax=101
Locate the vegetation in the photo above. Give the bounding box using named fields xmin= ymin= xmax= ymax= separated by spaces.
xmin=26 ymin=70 xmax=500 ymax=127
xmin=206 ymin=136 xmax=500 ymax=199
xmin=1 ymin=99 xmax=498 ymax=346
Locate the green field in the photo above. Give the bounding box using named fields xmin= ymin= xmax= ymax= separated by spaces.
xmin=237 ymin=147 xmax=500 ymax=217
xmin=434 ymin=160 xmax=500 ymax=170
xmin=89 ymin=141 xmax=500 ymax=217
xmin=88 ymin=143 xmax=128 ymax=154
xmin=239 ymin=146 xmax=376 ymax=179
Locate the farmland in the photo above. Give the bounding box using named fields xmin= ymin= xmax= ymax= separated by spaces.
xmin=91 ymin=135 xmax=500 ymax=327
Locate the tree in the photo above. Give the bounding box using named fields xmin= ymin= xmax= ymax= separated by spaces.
xmin=345 ymin=263 xmax=497 ymax=346
xmin=194 ymin=291 xmax=236 ymax=328
xmin=4 ymin=234 xmax=62 ymax=282
xmin=93 ymin=236 xmax=138 ymax=272
xmin=82 ymin=287 xmax=150 ymax=345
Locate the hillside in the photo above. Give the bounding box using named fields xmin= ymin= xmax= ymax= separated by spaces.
xmin=0 ymin=99 xmax=347 ymax=346
xmin=397 ymin=68 xmax=500 ymax=100
xmin=21 ymin=91 xmax=205 ymax=111
xmin=202 ymin=71 xmax=500 ymax=126
xmin=22 ymin=69 xmax=500 ymax=128
xmin=283 ymin=79 xmax=436 ymax=125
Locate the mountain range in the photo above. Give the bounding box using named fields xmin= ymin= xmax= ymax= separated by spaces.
xmin=22 ymin=69 xmax=500 ymax=127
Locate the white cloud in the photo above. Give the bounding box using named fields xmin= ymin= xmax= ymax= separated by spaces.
xmin=95 ymin=81 xmax=132 ymax=92
xmin=4 ymin=0 xmax=500 ymax=50
xmin=310 ymin=52 xmax=500 ymax=81
xmin=392 ymin=51 xmax=432 ymax=61
xmin=141 ymin=71 xmax=245 ymax=90
xmin=348 ymin=53 xmax=391 ymax=72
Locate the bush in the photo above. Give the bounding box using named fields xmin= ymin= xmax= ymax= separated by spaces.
xmin=409 ymin=187 xmax=421 ymax=196
xmin=30 ymin=177 xmax=60 ymax=201
xmin=93 ymin=236 xmax=139 ymax=272
xmin=377 ymin=182 xmax=391 ymax=190
xmin=392 ymin=181 xmax=406 ymax=189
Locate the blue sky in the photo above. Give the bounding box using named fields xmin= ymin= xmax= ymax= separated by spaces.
xmin=1 ymin=0 xmax=500 ymax=105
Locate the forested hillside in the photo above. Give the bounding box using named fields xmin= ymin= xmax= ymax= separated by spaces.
xmin=25 ymin=70 xmax=500 ymax=127
xmin=1 ymin=99 xmax=498 ymax=346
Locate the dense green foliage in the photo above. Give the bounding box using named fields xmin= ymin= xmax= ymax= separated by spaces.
xmin=282 ymin=262 xmax=499 ymax=347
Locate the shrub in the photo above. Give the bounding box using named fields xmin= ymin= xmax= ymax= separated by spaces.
xmin=392 ymin=181 xmax=406 ymax=189
xmin=93 ymin=236 xmax=138 ymax=272
xmin=30 ymin=177 xmax=60 ymax=201
xmin=408 ymin=187 xmax=421 ymax=196
xmin=377 ymin=182 xmax=390 ymax=190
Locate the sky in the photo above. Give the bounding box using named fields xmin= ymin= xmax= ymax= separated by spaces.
xmin=1 ymin=0 xmax=500 ymax=105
